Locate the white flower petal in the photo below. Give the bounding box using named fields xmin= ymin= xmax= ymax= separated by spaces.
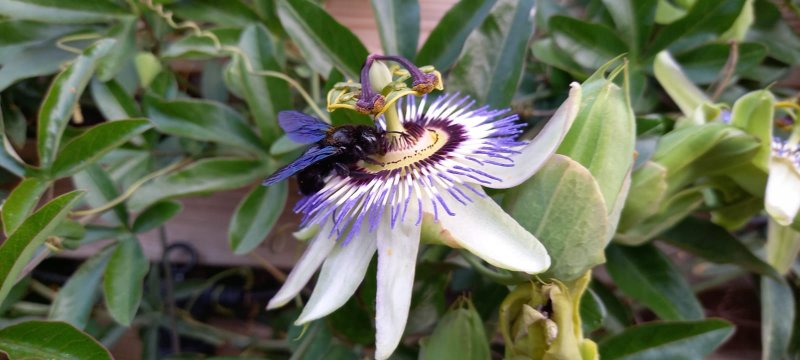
xmin=766 ymin=157 xmax=800 ymax=226
xmin=295 ymin=221 xmax=376 ymax=324
xmin=434 ymin=187 xmax=550 ymax=274
xmin=266 ymin=220 xmax=336 ymax=310
xmin=488 ymin=82 xmax=582 ymax=189
xmin=375 ymin=201 xmax=422 ymax=360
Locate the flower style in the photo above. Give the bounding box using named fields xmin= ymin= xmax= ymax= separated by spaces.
xmin=265 ymin=57 xmax=582 ymax=359
xmin=766 ymin=137 xmax=800 ymax=226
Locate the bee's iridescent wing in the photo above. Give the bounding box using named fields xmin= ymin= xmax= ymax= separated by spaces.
xmin=279 ymin=111 xmax=332 ymax=144
xmin=262 ymin=145 xmax=340 ymax=186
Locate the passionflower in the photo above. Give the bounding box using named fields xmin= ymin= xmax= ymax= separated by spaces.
xmin=766 ymin=137 xmax=800 ymax=226
xmin=266 ymin=56 xmax=582 ymax=359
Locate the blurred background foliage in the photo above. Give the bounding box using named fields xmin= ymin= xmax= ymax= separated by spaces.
xmin=0 ymin=0 xmax=799 ymax=359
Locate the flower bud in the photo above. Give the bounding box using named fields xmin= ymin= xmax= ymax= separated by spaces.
xmin=419 ymin=298 xmax=490 ymax=360
xmin=499 ymin=273 xmax=598 ymax=360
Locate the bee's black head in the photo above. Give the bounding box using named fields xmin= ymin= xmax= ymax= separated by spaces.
xmin=355 ymin=126 xmax=384 ymax=155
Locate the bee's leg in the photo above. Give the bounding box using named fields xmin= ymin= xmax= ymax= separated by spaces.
xmin=363 ymin=157 xmax=385 ymax=166
xmin=334 ymin=163 xmax=351 ymax=177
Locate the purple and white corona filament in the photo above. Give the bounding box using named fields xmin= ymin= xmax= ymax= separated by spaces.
xmin=295 ymin=92 xmax=530 ymax=242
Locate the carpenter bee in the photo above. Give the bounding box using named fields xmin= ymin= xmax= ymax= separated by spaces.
xmin=262 ymin=111 xmax=387 ymax=195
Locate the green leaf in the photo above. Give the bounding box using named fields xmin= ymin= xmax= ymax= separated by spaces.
xmin=420 ymin=299 xmax=490 ymax=359
xmin=1 ymin=178 xmax=49 ymax=235
xmin=270 ymin=134 xmax=306 ymax=156
xmin=728 ymin=89 xmax=774 ymax=171
xmin=651 ymin=123 xmax=756 ymax=191
xmin=654 ymin=0 xmax=689 ymax=24
xmin=201 ymin=61 xmax=228 ymax=102
xmin=0 ymin=277 xmax=29 ymax=315
xmin=0 ymin=20 xmax=78 ymax=52
xmin=415 ymin=0 xmax=496 ymax=71
xmin=228 ymin=183 xmax=287 ymax=255
xmin=674 ymin=43 xmax=767 ymax=84
xmin=230 ymin=23 xmax=291 ymax=143
xmin=0 ymin=191 xmax=84 ymax=306
xmin=530 ymin=38 xmax=588 ymax=78
xmin=326 ymin=296 xmax=375 ymax=345
xmin=0 ymin=108 xmax=25 ymax=177
xmin=253 ymin=0 xmax=286 ymax=36
xmin=710 ymin=194 xmax=763 ymax=230
xmin=605 ymin=243 xmax=704 ymax=321
xmin=557 ymin=61 xmax=636 ymax=215
xmin=49 ymin=245 xmax=114 ymax=329
xmin=128 ymin=158 xmax=269 ymax=212
xmin=168 ymin=0 xmax=260 ymax=27
xmin=652 ymin=50 xmax=710 ymax=117
xmin=0 ymin=104 xmax=21 ymax=141
xmin=103 ymin=235 xmax=148 ymax=326
xmin=549 ymin=16 xmax=629 ymax=70
xmin=277 ymin=0 xmax=368 ymax=79
xmin=599 ymin=319 xmax=734 ymax=359
xmin=370 ymin=0 xmax=420 ymax=59
xmin=72 ymin=164 xmax=128 ymax=226
xmin=0 ymin=0 xmax=129 ymax=24
xmin=681 ymin=128 xmax=760 ymax=186
xmin=504 ymin=155 xmax=608 ymax=281
xmin=131 ymin=200 xmax=182 ymax=234
xmin=601 ymin=0 xmax=657 ymax=57
xmin=748 ymin=1 xmax=800 ymax=65
xmin=96 ymin=16 xmax=137 ymax=81
xmin=51 ymin=119 xmax=152 ymax=178
xmin=761 ymin=276 xmax=795 ymax=360
xmin=0 ymin=320 xmax=112 ymax=360
xmin=37 ymin=38 xmax=116 ymax=168
xmin=287 ymin=321 xmax=358 ymax=360
xmin=615 ymin=187 xmax=704 ymax=245
xmin=618 ymin=161 xmax=668 ymax=232
xmin=645 ymin=0 xmax=747 ymax=57
xmin=662 ymin=217 xmax=778 ymax=277
xmin=134 ymin=52 xmax=162 ymax=88
xmin=161 ymin=28 xmax=242 ymax=60
xmin=0 ymin=39 xmax=76 ymax=92
xmin=580 ymin=287 xmax=607 ymax=334
xmin=90 ymin=78 xmax=141 ymax=120
xmin=590 ymin=279 xmax=634 ymax=332
xmin=53 ymin=218 xmax=85 ymax=239
xmin=448 ymin=0 xmax=535 ymax=109
xmin=63 ymin=225 xmax=127 ymax=249
xmin=144 ymin=96 xmax=265 ymax=152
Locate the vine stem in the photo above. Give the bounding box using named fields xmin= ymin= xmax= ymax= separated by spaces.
xmin=159 ymin=226 xmax=181 ymax=354
xmin=71 ymin=158 xmax=190 ymax=218
xmin=249 ymin=252 xmax=288 ymax=283
xmin=710 ymin=41 xmax=739 ymax=101
xmin=140 ymin=0 xmax=329 ymax=122
xmin=56 ymin=33 xmax=103 ymax=54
